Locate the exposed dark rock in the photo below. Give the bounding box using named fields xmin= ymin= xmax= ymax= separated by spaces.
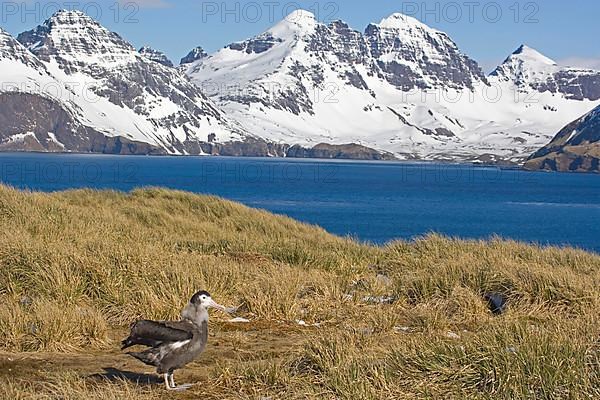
xmin=138 ymin=46 xmax=174 ymax=67
xmin=16 ymin=10 xmax=243 ymax=155
xmin=375 ymin=59 xmax=425 ymax=90
xmin=525 ymin=105 xmax=600 ymax=173
xmin=525 ymin=150 xmax=600 ymax=173
xmin=227 ymin=33 xmax=283 ymax=54
xmin=0 ymin=93 xmax=292 ymax=157
xmin=222 ymin=83 xmax=315 ymax=116
xmin=0 ymin=92 xmax=165 ymax=155
xmin=199 ymin=138 xmax=288 ymax=157
xmin=287 ymin=143 xmax=395 ymax=160
xmin=492 ymin=45 xmax=600 ymax=101
xmin=364 ymin=20 xmax=488 ymax=91
xmin=180 ymin=46 xmax=208 ymax=65
xmin=343 ymin=68 xmax=370 ymax=90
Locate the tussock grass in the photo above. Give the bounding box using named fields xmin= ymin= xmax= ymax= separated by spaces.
xmin=0 ymin=184 xmax=599 ymax=399
xmin=0 ymin=298 xmax=108 ymax=352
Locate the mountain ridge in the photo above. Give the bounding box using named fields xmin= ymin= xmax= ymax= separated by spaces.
xmin=1 ymin=9 xmax=600 ymax=163
xmin=183 ymin=10 xmax=600 ymax=163
xmin=491 ymin=43 xmax=600 ymax=101
xmin=9 ymin=9 xmax=256 ymax=155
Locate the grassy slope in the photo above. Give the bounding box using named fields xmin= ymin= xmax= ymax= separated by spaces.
xmin=0 ymin=185 xmax=599 ymax=399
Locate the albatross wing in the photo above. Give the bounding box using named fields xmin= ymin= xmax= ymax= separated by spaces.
xmin=121 ymin=320 xmax=194 ymax=350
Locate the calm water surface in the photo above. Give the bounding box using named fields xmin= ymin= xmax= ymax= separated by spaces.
xmin=1 ymin=153 xmax=599 ymax=253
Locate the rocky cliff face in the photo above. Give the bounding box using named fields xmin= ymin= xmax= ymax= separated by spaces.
xmin=0 ymin=11 xmax=392 ymax=159
xmin=186 ymin=11 xmax=487 ymax=103
xmin=184 ymin=11 xmax=600 ymax=164
xmin=0 ymin=89 xmax=164 ymax=154
xmin=180 ymin=46 xmax=208 ymax=65
xmin=364 ymin=13 xmax=487 ymax=91
xmin=15 ymin=10 xmax=249 ymax=155
xmin=287 ymin=143 xmax=396 ymax=160
xmin=491 ymin=45 xmax=600 ymax=101
xmin=0 ymin=27 xmax=116 ymax=152
xmin=138 ymin=46 xmax=174 ymax=67
xmin=525 ymin=106 xmax=600 ymax=172
xmin=2 ymin=9 xmax=600 ymax=163
xmin=0 ymin=27 xmax=46 ymax=70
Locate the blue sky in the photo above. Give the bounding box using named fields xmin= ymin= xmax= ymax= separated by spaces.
xmin=2 ymin=0 xmax=599 ymax=72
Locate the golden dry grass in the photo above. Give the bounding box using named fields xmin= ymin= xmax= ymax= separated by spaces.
xmin=0 ymin=185 xmax=599 ymax=399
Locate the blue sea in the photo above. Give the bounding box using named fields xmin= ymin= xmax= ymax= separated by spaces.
xmin=1 ymin=153 xmax=599 ymax=253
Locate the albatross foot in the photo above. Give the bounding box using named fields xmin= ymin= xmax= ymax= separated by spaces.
xmin=168 ymin=384 xmax=193 ymax=391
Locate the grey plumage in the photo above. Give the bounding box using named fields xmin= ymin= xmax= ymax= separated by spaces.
xmin=122 ymin=320 xmax=193 ymax=350
xmin=121 ymin=291 xmax=228 ymax=391
xmin=484 ymin=292 xmax=508 ymax=315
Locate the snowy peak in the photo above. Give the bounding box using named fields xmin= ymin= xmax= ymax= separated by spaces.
xmin=49 ymin=9 xmax=98 ymax=24
xmin=491 ymin=45 xmax=600 ymax=101
xmin=209 ymin=12 xmax=316 ymax=57
xmin=491 ymin=45 xmax=557 ymax=81
xmin=138 ymin=46 xmax=173 ymax=67
xmin=41 ymin=9 xmax=96 ymax=26
xmin=190 ymin=10 xmax=488 ymax=94
xmin=18 ymin=10 xmax=170 ymax=81
xmin=258 ymin=9 xmax=317 ymax=41
xmin=280 ymin=9 xmax=317 ymax=30
xmin=185 ymin=11 xmax=373 ymax=114
xmin=511 ymin=44 xmax=557 ymax=66
xmin=180 ymin=46 xmax=207 ymax=65
xmin=365 ymin=12 xmax=486 ymax=90
xmin=377 ymin=12 xmax=438 ymax=32
xmin=0 ymin=20 xmax=115 ymax=153
xmin=1 ymin=27 xmax=29 ymax=59
xmin=0 ymin=26 xmax=47 ymax=70
xmin=17 ymin=9 xmax=136 ymax=70
xmin=14 ymin=9 xmax=248 ymax=154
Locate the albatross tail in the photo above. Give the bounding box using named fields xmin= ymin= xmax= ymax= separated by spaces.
xmin=127 ymin=349 xmax=160 ymax=367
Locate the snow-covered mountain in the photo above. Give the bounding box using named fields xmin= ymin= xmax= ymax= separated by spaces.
xmin=184 ymin=10 xmax=600 ymax=163
xmin=138 ymin=46 xmax=174 ymax=67
xmin=9 ymin=10 xmax=251 ymax=155
xmin=525 ymin=105 xmax=600 ymax=172
xmin=0 ymin=26 xmax=122 ymax=152
xmin=180 ymin=46 xmax=208 ymax=66
xmin=491 ymin=45 xmax=557 ymax=84
xmin=364 ymin=13 xmax=488 ymax=90
xmin=1 ymin=9 xmax=600 ymax=162
xmin=492 ymin=45 xmax=600 ymax=101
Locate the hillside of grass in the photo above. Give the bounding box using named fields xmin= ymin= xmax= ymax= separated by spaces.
xmin=0 ymin=185 xmax=599 ymax=399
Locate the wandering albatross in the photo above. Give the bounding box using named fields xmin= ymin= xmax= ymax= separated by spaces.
xmin=121 ymin=290 xmax=231 ymax=391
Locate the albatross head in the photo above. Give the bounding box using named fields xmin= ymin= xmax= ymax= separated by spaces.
xmin=182 ymin=290 xmax=231 ymax=324
xmin=190 ymin=290 xmax=227 ymax=313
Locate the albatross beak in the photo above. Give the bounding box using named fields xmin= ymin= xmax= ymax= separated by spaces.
xmin=207 ymin=298 xmax=230 ymax=313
